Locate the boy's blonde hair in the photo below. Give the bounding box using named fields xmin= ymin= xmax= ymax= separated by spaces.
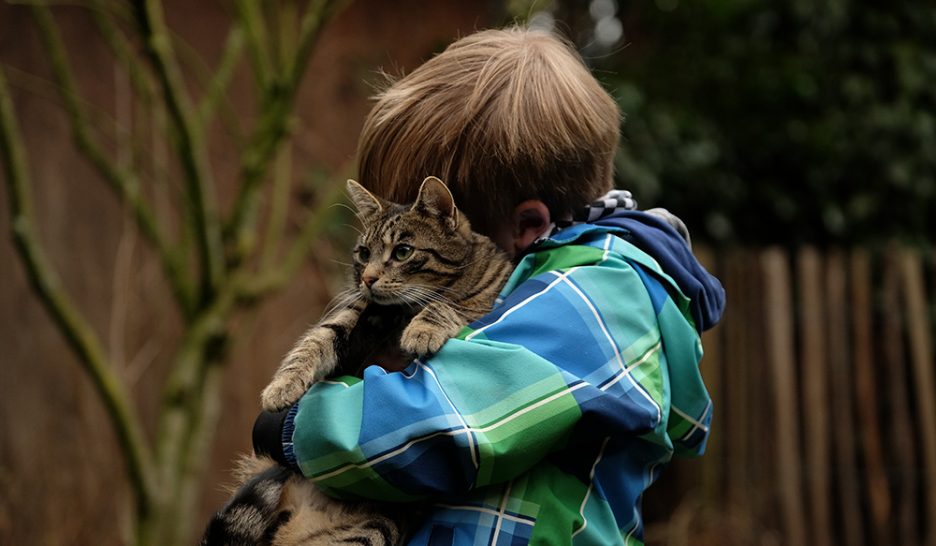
xmin=356 ymin=27 xmax=620 ymax=234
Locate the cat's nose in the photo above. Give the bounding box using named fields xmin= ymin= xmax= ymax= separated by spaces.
xmin=362 ymin=274 xmax=378 ymax=287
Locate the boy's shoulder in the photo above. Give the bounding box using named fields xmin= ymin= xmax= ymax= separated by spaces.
xmin=499 ymin=222 xmax=670 ymax=297
xmin=517 ymin=214 xmax=725 ymax=334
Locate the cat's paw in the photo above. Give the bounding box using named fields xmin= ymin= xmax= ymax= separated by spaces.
xmin=260 ymin=371 xmax=312 ymax=412
xmin=400 ymin=321 xmax=450 ymax=356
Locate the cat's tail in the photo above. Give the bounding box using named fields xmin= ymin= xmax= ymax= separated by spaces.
xmin=200 ymin=455 xmax=293 ymax=546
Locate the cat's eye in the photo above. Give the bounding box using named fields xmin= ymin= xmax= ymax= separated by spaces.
xmin=356 ymin=246 xmax=371 ymax=262
xmin=392 ymin=244 xmax=414 ymax=261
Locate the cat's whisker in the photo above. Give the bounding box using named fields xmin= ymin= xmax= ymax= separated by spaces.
xmin=397 ymin=292 xmax=423 ymax=309
xmin=331 ymin=202 xmax=357 ymax=215
xmin=351 ymin=210 xmax=373 ymax=224
xmin=416 ymin=284 xmax=464 ymax=297
xmin=340 ymin=223 xmax=364 ymax=237
xmin=321 ymin=289 xmax=364 ymax=318
xmin=395 ymin=287 xmax=437 ymax=309
xmin=402 ymin=286 xmax=474 ymax=313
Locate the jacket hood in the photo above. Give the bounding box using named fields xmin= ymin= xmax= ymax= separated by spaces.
xmin=592 ymin=211 xmax=726 ymax=333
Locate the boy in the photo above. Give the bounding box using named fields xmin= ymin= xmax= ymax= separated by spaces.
xmin=254 ymin=27 xmax=724 ymax=545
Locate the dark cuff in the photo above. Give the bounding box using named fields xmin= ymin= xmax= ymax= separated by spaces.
xmin=252 ymin=405 xmax=300 ymax=473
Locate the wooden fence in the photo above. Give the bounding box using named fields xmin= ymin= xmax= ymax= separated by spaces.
xmin=645 ymin=244 xmax=936 ymax=546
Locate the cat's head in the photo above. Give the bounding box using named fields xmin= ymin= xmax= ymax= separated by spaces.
xmin=346 ymin=177 xmax=473 ymax=306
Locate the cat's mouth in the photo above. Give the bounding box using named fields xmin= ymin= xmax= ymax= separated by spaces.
xmin=365 ymin=286 xmax=422 ymax=308
xmin=369 ymin=293 xmax=397 ymax=305
xmin=363 ymin=286 xmax=402 ymax=305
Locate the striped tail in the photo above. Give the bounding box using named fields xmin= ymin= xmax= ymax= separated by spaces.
xmin=200 ymin=462 xmax=293 ymax=546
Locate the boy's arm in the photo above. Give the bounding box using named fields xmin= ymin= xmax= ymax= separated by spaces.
xmin=258 ymin=258 xmax=678 ymax=501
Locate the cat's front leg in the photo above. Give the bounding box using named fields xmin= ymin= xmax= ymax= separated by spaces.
xmin=261 ymin=303 xmax=364 ymax=412
xmin=400 ymin=302 xmax=466 ymax=357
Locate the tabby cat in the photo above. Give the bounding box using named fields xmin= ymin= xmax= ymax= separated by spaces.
xmin=201 ymin=176 xmax=514 ymax=545
xmin=200 ymin=453 xmax=407 ymax=546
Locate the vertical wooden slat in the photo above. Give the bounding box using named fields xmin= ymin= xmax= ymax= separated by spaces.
xmin=796 ymin=247 xmax=833 ymax=545
xmin=746 ymin=251 xmax=773 ymax=524
xmin=826 ymin=251 xmax=865 ymax=546
xmin=850 ymin=250 xmax=891 ymax=545
xmin=695 ymin=246 xmax=724 ymax=504
xmin=882 ymin=246 xmax=919 ymax=546
xmin=724 ymin=249 xmax=750 ymax=509
xmin=762 ymin=248 xmax=807 ymax=545
xmin=899 ymin=247 xmax=936 ymax=546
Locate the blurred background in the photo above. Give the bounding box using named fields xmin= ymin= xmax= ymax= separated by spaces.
xmin=0 ymin=0 xmax=934 ymax=544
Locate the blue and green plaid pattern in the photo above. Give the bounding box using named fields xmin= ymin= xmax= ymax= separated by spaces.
xmin=289 ymin=223 xmax=712 ymax=545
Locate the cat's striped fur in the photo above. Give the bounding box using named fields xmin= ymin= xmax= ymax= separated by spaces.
xmin=201 ymin=454 xmax=405 ymax=546
xmin=260 ymin=176 xmax=513 ymax=412
xmin=202 ymin=177 xmax=513 ymax=545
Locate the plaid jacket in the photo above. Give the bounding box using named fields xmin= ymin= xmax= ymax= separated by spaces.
xmin=283 ymin=220 xmax=720 ymax=545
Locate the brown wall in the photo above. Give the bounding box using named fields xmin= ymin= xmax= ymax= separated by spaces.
xmin=0 ymin=2 xmax=495 ymax=544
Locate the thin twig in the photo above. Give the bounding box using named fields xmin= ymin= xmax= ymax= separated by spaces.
xmin=131 ymin=0 xmax=224 ymax=297
xmin=273 ymin=0 xmax=298 ymax=75
xmin=88 ymin=0 xmax=158 ymax=105
xmin=167 ymin=23 xmax=246 ymax=142
xmin=233 ymin=0 xmax=273 ymax=89
xmin=197 ymin=24 xmax=246 ymax=128
xmin=2 ymin=64 xmax=180 ymax=194
xmin=238 ymin=177 xmax=347 ymax=301
xmin=0 ymin=66 xmax=156 ymax=519
xmin=224 ymin=0 xmax=350 ymax=265
xmin=30 ymin=5 xmax=195 ymax=316
xmin=260 ymin=144 xmax=293 ymax=268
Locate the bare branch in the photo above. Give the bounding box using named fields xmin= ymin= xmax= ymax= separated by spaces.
xmin=233 ymin=0 xmax=273 ymax=89
xmin=273 ymin=0 xmax=298 ymax=75
xmin=2 ymin=65 xmax=179 ymax=204
xmin=162 ymin=25 xmax=246 ymax=143
xmin=131 ymin=0 xmax=225 ymax=296
xmin=0 ymin=66 xmax=156 ymax=519
xmin=152 ymin=282 xmax=236 ymax=543
xmin=260 ymin=145 xmax=292 ymax=268
xmin=290 ymin=0 xmax=350 ymax=95
xmin=237 ymin=177 xmax=347 ymax=301
xmin=196 ymin=24 xmax=246 ymax=128
xmin=30 ymin=6 xmax=196 ymax=316
xmin=88 ymin=0 xmax=157 ymax=105
xmin=224 ymin=0 xmax=350 ymax=266
xmin=170 ymin=362 xmax=225 ymax=544
xmin=6 ymin=53 xmax=178 ymax=201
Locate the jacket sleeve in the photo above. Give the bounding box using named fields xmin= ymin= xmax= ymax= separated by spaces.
xmin=284 ymin=258 xmax=677 ymax=502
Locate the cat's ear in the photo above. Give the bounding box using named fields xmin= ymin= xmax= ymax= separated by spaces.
xmin=413 ymin=176 xmax=457 ymax=226
xmin=346 ymin=179 xmax=384 ymax=219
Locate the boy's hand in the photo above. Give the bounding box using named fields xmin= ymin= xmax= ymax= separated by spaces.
xmin=645 ymin=208 xmax=692 ymax=249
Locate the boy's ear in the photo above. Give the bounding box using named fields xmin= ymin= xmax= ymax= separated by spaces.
xmin=413 ymin=176 xmax=457 ymax=226
xmin=510 ymin=200 xmax=551 ymax=255
xmin=346 ymin=179 xmax=384 ymax=219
